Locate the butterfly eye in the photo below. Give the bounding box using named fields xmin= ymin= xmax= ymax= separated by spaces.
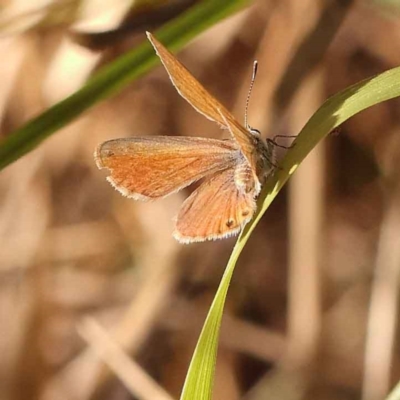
xmin=249 ymin=127 xmax=261 ymax=137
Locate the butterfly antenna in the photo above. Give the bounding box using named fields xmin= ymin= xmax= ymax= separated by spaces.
xmin=244 ymin=60 xmax=258 ymax=130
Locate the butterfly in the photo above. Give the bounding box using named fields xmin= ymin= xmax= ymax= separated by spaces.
xmin=95 ymin=32 xmax=276 ymax=243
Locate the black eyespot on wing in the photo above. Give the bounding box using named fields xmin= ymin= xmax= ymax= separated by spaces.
xmin=226 ymin=219 xmax=235 ymax=228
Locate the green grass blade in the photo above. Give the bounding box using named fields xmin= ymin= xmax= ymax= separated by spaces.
xmin=0 ymin=0 xmax=251 ymax=170
xmin=180 ymin=65 xmax=400 ymax=400
xmin=387 ymin=380 xmax=400 ymax=400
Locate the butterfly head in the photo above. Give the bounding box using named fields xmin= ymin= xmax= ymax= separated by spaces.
xmin=248 ymin=126 xmax=261 ymax=137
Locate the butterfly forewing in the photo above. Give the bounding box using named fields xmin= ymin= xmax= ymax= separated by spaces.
xmin=147 ymin=32 xmax=232 ymax=128
xmin=95 ymin=136 xmax=238 ymax=199
xmin=174 ymin=167 xmax=256 ymax=243
xmin=147 ymin=32 xmax=259 ymax=173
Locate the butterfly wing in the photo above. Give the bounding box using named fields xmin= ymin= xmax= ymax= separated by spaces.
xmin=147 ymin=32 xmax=259 ymax=173
xmin=95 ymin=136 xmax=238 ymax=199
xmin=174 ymin=166 xmax=257 ymax=243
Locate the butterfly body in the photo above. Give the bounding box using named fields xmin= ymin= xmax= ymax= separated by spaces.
xmin=253 ymin=133 xmax=276 ymax=183
xmin=95 ymin=33 xmax=276 ymax=243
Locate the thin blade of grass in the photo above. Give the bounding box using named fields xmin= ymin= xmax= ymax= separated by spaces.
xmin=180 ymin=65 xmax=400 ymax=400
xmin=0 ymin=0 xmax=251 ymax=170
xmin=387 ymin=380 xmax=400 ymax=400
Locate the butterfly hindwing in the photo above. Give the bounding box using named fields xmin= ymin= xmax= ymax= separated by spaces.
xmin=174 ymin=166 xmax=257 ymax=243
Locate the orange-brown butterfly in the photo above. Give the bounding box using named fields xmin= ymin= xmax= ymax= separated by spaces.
xmin=95 ymin=32 xmax=276 ymax=243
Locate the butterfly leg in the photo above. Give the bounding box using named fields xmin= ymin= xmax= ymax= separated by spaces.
xmin=268 ymin=135 xmax=297 ymax=150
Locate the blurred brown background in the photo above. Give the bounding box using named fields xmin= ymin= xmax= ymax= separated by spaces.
xmin=1 ymin=0 xmax=400 ymax=399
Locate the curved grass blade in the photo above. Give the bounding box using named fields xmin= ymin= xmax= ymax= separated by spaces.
xmin=387 ymin=379 xmax=400 ymax=400
xmin=0 ymin=0 xmax=251 ymax=170
xmin=180 ymin=65 xmax=400 ymax=400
